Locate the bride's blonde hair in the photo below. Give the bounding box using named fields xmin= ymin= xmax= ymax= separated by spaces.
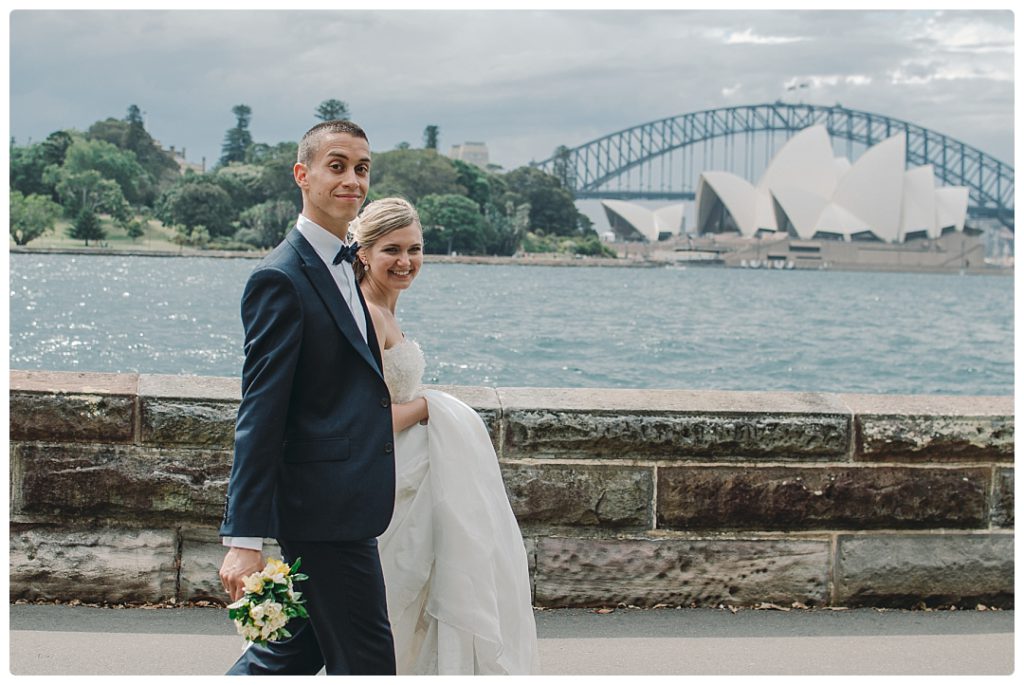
xmin=350 ymin=197 xmax=422 ymax=282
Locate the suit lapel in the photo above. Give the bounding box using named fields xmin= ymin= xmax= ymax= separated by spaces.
xmin=286 ymin=229 xmax=383 ymax=379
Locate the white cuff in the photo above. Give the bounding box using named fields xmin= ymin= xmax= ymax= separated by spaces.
xmin=222 ymin=536 xmax=263 ymax=551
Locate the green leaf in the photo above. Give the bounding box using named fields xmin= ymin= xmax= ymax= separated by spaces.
xmin=290 ymin=557 xmax=303 ymax=574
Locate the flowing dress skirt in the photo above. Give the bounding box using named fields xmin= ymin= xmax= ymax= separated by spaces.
xmin=378 ymin=389 xmax=540 ymax=675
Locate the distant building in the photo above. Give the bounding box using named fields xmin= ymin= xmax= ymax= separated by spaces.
xmin=695 ymin=125 xmax=969 ymax=243
xmin=449 ymin=141 xmax=490 ymax=168
xmin=156 ymin=141 xmax=205 ymax=174
xmin=601 ymin=200 xmax=685 ymax=242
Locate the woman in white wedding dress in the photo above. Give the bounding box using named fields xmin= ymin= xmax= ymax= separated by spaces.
xmin=351 ymin=197 xmax=540 ymax=675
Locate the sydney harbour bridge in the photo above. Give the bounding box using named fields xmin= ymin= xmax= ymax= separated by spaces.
xmin=532 ymin=103 xmax=1014 ymax=230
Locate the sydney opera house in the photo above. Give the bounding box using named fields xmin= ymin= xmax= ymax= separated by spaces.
xmin=695 ymin=125 xmax=969 ymax=243
xmin=602 ymin=125 xmax=985 ymax=272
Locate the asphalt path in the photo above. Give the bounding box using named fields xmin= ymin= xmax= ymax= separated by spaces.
xmin=7 ymin=603 xmax=1015 ymax=676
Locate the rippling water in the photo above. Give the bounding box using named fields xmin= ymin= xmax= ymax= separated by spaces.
xmin=9 ymin=254 xmax=1014 ymax=396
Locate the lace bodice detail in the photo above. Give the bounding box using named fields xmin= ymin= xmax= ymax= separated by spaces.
xmin=383 ymin=338 xmax=426 ymax=403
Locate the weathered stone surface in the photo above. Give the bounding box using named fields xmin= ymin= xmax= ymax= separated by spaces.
xmin=11 ymin=370 xmax=138 ymax=396
xmin=992 ymin=467 xmax=1014 ymax=528
xmin=499 ymin=387 xmax=851 ymax=461
xmin=843 ymin=393 xmax=1014 ymax=462
xmin=140 ymin=398 xmax=238 ymax=448
xmin=17 ymin=443 xmax=232 ymax=523
xmin=533 ymin=536 xmax=830 ymax=608
xmin=501 ymin=463 xmax=653 ymax=528
xmin=10 ymin=391 xmax=135 ymax=443
xmin=138 ymin=374 xmax=240 ymax=401
xmin=9 ymin=525 xmax=177 ymax=603
xmin=657 ymin=466 xmax=990 ymax=531
xmin=504 ymin=411 xmax=850 ymax=460
xmin=178 ymin=528 xmax=281 ymax=602
xmin=835 ymin=534 xmax=1014 ymax=608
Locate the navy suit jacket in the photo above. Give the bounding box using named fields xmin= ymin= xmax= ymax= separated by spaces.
xmin=219 ymin=228 xmax=395 ymax=542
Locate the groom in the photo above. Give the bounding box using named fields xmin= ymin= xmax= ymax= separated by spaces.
xmin=219 ymin=119 xmax=396 ymax=675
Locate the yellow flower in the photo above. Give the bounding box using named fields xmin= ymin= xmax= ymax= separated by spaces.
xmin=243 ymin=573 xmax=265 ymax=595
xmin=262 ymin=558 xmax=291 ymax=585
xmin=248 ymin=602 xmax=266 ymax=621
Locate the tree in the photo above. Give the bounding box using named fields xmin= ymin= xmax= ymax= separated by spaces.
xmin=418 ymin=194 xmax=494 ymax=255
xmin=248 ymin=141 xmax=302 ymax=210
xmin=315 ymin=99 xmax=349 ymax=121
xmin=155 ymin=176 xmax=236 ymax=236
xmin=60 ymin=138 xmax=151 ymax=206
xmin=236 ymin=199 xmax=296 ymax=248
xmin=501 ymin=166 xmax=584 ymax=237
xmin=67 ymin=208 xmax=105 ymax=246
xmin=10 ymin=141 xmax=53 ymax=198
xmin=451 ymin=158 xmax=492 ymax=210
xmin=423 ymin=125 xmax=439 ymax=151
xmin=9 ymin=191 xmax=62 ymax=245
xmin=124 ymin=218 xmax=146 ymax=241
xmin=44 ymin=167 xmax=130 ymax=219
xmin=551 ymin=145 xmax=575 ymax=191
xmin=369 ymin=148 xmax=464 ymax=205
xmin=220 ymin=104 xmax=254 ymax=166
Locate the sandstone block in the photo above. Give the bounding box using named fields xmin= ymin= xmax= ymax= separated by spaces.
xmin=843 ymin=393 xmax=1014 ymax=462
xmin=501 ymin=463 xmax=653 ymax=528
xmin=533 ymin=536 xmax=829 ymax=608
xmin=657 ymin=465 xmax=989 ymax=531
xmin=10 ymin=391 xmax=135 ymax=443
xmin=16 ymin=443 xmax=232 ymax=523
xmin=178 ymin=528 xmax=281 ymax=603
xmin=140 ymin=398 xmax=238 ymax=448
xmin=992 ymin=467 xmax=1014 ymax=528
xmin=9 ymin=525 xmax=177 ymax=603
xmin=499 ymin=387 xmax=851 ymax=461
xmin=834 ymin=534 xmax=1014 ymax=608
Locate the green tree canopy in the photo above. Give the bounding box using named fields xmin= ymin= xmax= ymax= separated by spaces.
xmin=10 ymin=191 xmax=62 ymax=245
xmin=418 ymin=193 xmax=495 ymax=255
xmin=315 ymin=99 xmax=350 ymax=121
xmin=368 ymin=148 xmax=464 ymax=205
xmin=220 ymin=104 xmax=254 ymax=167
xmin=155 ymin=176 xmax=236 ymax=236
xmin=501 ymin=166 xmax=584 ymax=237
xmin=43 ymin=166 xmax=130 ymax=220
xmin=423 ymin=125 xmax=439 ymax=151
xmin=67 ymin=208 xmax=105 ymax=246
xmin=60 ymin=137 xmax=151 ymax=206
xmin=236 ymin=199 xmax=296 ymax=248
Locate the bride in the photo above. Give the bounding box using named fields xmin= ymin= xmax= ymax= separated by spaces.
xmin=351 ymin=197 xmax=540 ymax=675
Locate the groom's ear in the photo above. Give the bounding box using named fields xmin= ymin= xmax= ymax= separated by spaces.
xmin=293 ymin=162 xmax=308 ymax=189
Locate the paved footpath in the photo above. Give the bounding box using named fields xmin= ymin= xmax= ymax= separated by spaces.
xmin=7 ymin=604 xmax=1015 ymax=676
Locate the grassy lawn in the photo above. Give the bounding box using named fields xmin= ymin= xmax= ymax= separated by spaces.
xmin=13 ymin=215 xmax=182 ymax=251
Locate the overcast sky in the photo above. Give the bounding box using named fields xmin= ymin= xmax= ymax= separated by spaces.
xmin=7 ymin=7 xmax=1015 ymax=173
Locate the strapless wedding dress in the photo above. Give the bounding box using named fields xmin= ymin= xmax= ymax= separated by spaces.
xmin=377 ymin=339 xmax=540 ymax=675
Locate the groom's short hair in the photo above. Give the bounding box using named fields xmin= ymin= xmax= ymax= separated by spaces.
xmin=298 ymin=120 xmax=369 ymax=166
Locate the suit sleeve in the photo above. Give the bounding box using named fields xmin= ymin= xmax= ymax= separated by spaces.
xmin=219 ymin=266 xmax=303 ymax=537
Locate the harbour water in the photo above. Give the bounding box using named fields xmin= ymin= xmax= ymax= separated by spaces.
xmin=9 ymin=253 xmax=1014 ymax=396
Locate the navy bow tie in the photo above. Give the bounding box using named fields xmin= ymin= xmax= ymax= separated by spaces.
xmin=333 ymin=241 xmax=360 ymax=265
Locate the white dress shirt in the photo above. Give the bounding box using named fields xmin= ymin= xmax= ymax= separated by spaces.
xmin=224 ymin=215 xmax=367 ymax=552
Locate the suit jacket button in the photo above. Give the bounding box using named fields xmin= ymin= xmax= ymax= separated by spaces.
xmin=381 ymin=397 xmax=390 ymax=408
xmin=385 ymin=442 xmax=393 ymax=453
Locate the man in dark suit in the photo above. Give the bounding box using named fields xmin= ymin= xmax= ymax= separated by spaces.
xmin=218 ymin=119 xmax=396 ymax=675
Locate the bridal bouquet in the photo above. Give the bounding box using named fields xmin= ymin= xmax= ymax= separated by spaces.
xmin=227 ymin=557 xmax=309 ymax=645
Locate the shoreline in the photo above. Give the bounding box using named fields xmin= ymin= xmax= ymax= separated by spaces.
xmin=8 ymin=245 xmax=1013 ymax=275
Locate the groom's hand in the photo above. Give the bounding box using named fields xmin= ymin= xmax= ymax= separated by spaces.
xmin=220 ymin=547 xmax=265 ymax=602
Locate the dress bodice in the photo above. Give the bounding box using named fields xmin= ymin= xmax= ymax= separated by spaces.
xmin=383 ymin=338 xmax=426 ymax=404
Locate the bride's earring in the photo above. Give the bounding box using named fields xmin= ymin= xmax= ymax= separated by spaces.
xmin=362 ymin=260 xmax=370 ymax=272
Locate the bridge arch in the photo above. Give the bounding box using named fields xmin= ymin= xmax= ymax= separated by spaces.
xmin=533 ymin=103 xmax=1013 ymax=229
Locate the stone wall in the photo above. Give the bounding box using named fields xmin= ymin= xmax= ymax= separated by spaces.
xmin=9 ymin=371 xmax=1014 ymax=608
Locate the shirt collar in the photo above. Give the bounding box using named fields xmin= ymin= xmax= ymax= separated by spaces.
xmin=295 ymin=214 xmax=352 ymax=266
